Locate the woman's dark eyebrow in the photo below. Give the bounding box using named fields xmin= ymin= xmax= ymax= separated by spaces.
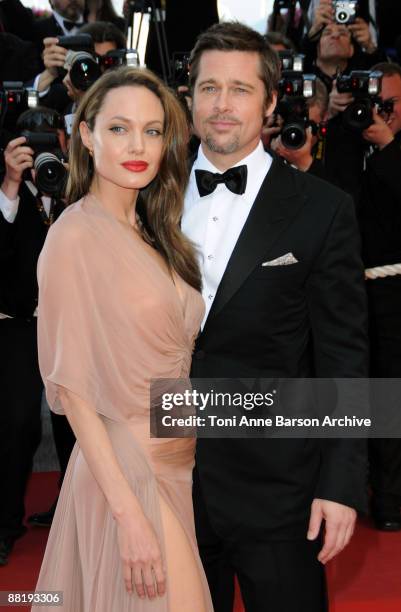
xmin=109 ymin=116 xmax=164 ymax=126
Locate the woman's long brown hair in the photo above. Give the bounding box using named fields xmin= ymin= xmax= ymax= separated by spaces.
xmin=66 ymin=66 xmax=201 ymax=292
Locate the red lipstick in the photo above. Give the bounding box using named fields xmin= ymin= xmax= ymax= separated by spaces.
xmin=122 ymin=161 xmax=149 ymax=172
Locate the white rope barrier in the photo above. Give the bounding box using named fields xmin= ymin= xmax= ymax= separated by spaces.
xmin=365 ymin=263 xmax=401 ymax=280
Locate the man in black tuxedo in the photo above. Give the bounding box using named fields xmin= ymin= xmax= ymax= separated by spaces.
xmin=182 ymin=22 xmax=368 ymax=612
xmin=0 ymin=0 xmax=85 ymax=48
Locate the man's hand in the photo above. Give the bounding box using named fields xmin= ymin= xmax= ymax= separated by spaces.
xmin=362 ymin=110 xmax=394 ymax=149
xmin=1 ymin=136 xmax=34 ymax=200
xmin=270 ymin=127 xmax=314 ymax=171
xmin=37 ymin=37 xmax=68 ymax=92
xmin=261 ymin=114 xmax=282 ymax=147
xmin=309 ymin=0 xmax=334 ymax=38
xmin=348 ymin=18 xmax=376 ymax=53
xmin=328 ymin=80 xmax=354 ymax=119
xmin=42 ymin=37 xmax=68 ymax=75
xmin=307 ymin=498 xmax=356 ymax=564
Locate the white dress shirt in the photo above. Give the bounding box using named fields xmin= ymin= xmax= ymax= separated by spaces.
xmin=182 ymin=141 xmax=272 ymax=327
xmin=0 ymin=181 xmax=51 ymax=224
xmin=52 ymin=9 xmax=84 ymax=37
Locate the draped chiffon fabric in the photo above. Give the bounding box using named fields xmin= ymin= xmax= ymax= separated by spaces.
xmin=32 ymin=195 xmax=212 ymax=611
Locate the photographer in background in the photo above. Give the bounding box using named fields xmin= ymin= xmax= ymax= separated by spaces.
xmin=35 ymin=22 xmax=126 ymax=114
xmin=269 ymin=77 xmax=329 ymax=174
xmin=0 ymin=0 xmax=85 ymax=48
xmin=304 ymin=1 xmax=385 ymax=90
xmin=358 ymin=62 xmax=401 ymax=530
xmin=311 ymin=25 xmax=373 ymax=198
xmin=313 ymin=21 xmax=383 ymax=93
xmin=0 ymin=107 xmax=73 ymax=565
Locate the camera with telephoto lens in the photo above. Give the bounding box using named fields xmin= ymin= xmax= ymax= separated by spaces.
xmin=276 ymin=71 xmax=317 ymax=149
xmin=58 ymin=34 xmax=101 ymax=92
xmin=278 ymin=50 xmax=305 ymax=73
xmin=21 ymin=130 xmax=67 ymax=196
xmin=333 ymin=0 xmax=358 ymax=25
xmin=98 ymin=48 xmax=139 ymax=71
xmin=337 ymin=70 xmax=382 ymax=131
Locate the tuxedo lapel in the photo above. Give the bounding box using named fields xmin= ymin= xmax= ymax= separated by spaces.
xmin=204 ymin=157 xmax=307 ymax=326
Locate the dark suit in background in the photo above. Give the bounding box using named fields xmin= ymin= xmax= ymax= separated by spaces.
xmin=358 ymin=133 xmax=401 ymax=522
xmin=0 ymin=1 xmax=62 ymax=48
xmin=0 ymin=184 xmax=73 ymax=544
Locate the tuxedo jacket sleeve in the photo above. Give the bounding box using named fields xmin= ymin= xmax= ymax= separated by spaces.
xmin=305 ymin=192 xmax=369 ymax=510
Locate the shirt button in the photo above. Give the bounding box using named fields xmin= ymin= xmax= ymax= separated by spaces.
xmin=208 ymin=294 xmax=214 ymax=300
xmin=207 ymin=254 xmax=213 ymax=260
xmin=212 ymin=216 xmax=218 ymax=222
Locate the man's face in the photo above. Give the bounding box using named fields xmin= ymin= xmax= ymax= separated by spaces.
xmin=380 ymin=74 xmax=401 ymax=136
xmin=51 ymin=0 xmax=84 ymax=21
xmin=191 ymin=50 xmax=276 ymax=170
xmin=308 ymin=101 xmax=327 ymax=125
xmin=318 ymin=24 xmax=353 ymax=62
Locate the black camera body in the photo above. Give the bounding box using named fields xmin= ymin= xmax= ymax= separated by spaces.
xmin=278 ymin=51 xmax=305 ymax=73
xmin=337 ymin=70 xmax=382 ymax=131
xmin=21 ymin=130 xmax=67 ymax=196
xmin=99 ymin=49 xmax=140 ymax=70
xmin=0 ymin=82 xmax=39 ymax=129
xmin=276 ymin=70 xmax=317 ymax=149
xmin=333 ymin=0 xmax=358 ymax=25
xmin=58 ymin=34 xmax=101 ymax=92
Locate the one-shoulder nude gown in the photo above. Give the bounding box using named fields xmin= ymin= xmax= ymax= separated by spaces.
xmin=32 ymin=195 xmax=213 ymax=612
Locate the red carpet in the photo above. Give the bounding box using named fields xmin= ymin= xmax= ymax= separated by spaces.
xmin=1 ymin=472 xmax=401 ymax=611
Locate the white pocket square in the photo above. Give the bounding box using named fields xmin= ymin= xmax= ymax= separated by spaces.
xmin=262 ymin=253 xmax=299 ymax=266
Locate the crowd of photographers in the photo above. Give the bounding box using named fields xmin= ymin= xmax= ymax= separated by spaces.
xmin=0 ymin=0 xmax=401 ymax=567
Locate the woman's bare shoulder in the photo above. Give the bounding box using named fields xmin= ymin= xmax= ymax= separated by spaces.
xmin=43 ymin=199 xmax=98 ymax=258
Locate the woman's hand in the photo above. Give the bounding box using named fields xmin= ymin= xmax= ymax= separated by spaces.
xmin=117 ymin=507 xmax=166 ymax=600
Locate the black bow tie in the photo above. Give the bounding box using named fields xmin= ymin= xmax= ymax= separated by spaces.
xmin=195 ymin=165 xmax=247 ymax=197
xmin=63 ymin=19 xmax=78 ymax=31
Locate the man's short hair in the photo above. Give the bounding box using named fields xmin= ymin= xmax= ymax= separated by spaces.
xmin=16 ymin=106 xmax=64 ymax=132
xmin=78 ymin=21 xmax=126 ymax=50
xmin=264 ymin=31 xmax=295 ymax=52
xmin=372 ymin=62 xmax=401 ymax=80
xmin=307 ymin=77 xmax=329 ymax=115
xmin=189 ymin=21 xmax=280 ymax=105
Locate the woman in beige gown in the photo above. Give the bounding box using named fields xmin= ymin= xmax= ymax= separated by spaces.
xmin=32 ymin=67 xmax=213 ymax=611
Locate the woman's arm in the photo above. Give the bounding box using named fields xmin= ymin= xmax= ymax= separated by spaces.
xmin=58 ymin=387 xmax=166 ymax=601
